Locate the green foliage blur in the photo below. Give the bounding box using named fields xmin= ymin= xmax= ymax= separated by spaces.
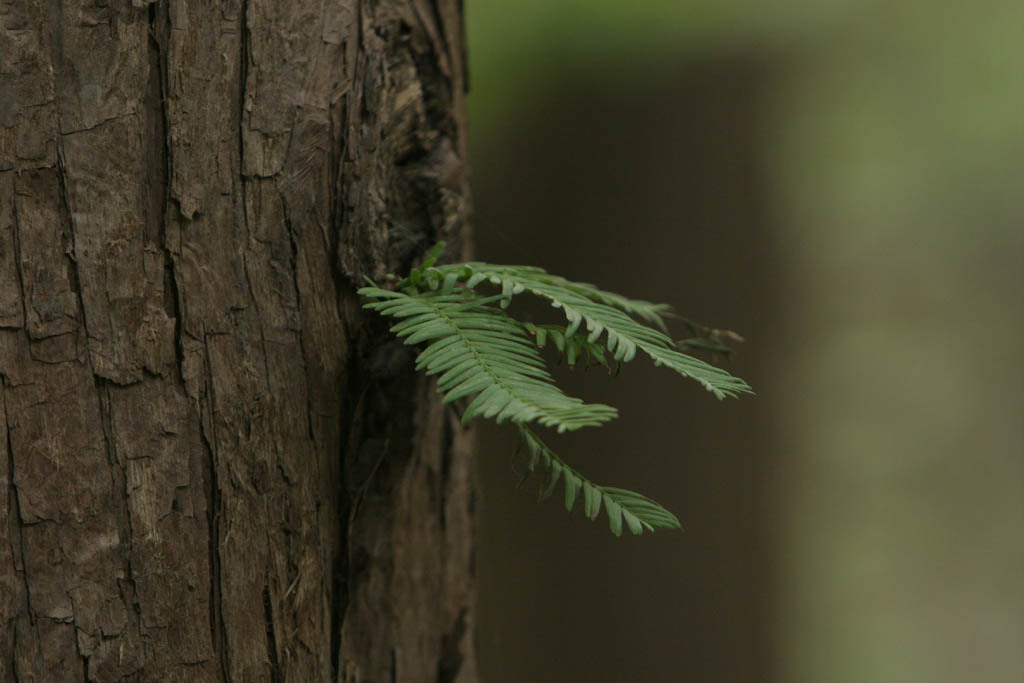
xmin=468 ymin=1 xmax=1024 ymax=682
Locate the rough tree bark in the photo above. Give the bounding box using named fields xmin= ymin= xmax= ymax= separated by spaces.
xmin=0 ymin=1 xmax=476 ymax=681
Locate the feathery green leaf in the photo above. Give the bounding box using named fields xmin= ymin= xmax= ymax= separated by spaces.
xmin=359 ymin=286 xmax=618 ymax=432
xmin=516 ymin=425 xmax=681 ymax=536
xmin=426 ymin=262 xmax=753 ymax=399
xmin=360 ymin=243 xmax=750 ymax=541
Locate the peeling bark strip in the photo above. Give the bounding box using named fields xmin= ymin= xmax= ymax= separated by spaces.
xmin=0 ymin=1 xmax=476 ymax=681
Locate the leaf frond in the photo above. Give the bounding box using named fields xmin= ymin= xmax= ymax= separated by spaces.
xmin=516 ymin=425 xmax=681 ymax=536
xmin=359 ymin=243 xmax=751 ymax=543
xmin=359 ymin=286 xmax=618 ymax=432
xmin=426 ymin=262 xmax=754 ymax=399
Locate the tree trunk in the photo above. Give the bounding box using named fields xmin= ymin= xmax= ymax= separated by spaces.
xmin=0 ymin=1 xmax=476 ymax=681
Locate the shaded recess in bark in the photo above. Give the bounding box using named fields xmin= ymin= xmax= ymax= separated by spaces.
xmin=0 ymin=0 xmax=477 ymax=680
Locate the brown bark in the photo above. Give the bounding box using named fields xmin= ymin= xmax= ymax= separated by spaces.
xmin=0 ymin=1 xmax=476 ymax=681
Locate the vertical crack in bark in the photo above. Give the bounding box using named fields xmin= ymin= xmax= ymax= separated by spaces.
xmin=48 ymin=0 xmax=86 ymax=347
xmin=54 ymin=140 xmax=85 ymax=337
xmin=93 ymin=376 xmax=141 ymax=647
xmin=4 ymin=141 xmax=34 ymax=680
xmin=238 ymin=0 xmax=251 ymax=183
xmin=148 ymin=1 xmax=185 ymax=385
xmin=161 ymin=238 xmax=185 ymax=388
xmin=8 ymin=176 xmax=28 ymax=319
xmin=3 ymin=389 xmax=18 ymax=566
xmin=3 ymin=383 xmax=34 ymax=676
xmin=262 ymin=579 xmax=283 ymax=683
xmin=94 ymin=375 xmax=142 ymax=649
xmin=201 ymin=334 xmax=229 ymax=683
xmin=329 ymin=352 xmax=358 ymax=681
xmin=326 ymin=70 xmax=346 ymax=309
xmin=281 ymin=200 xmax=316 ymax=444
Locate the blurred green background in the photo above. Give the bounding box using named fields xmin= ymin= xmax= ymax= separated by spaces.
xmin=465 ymin=1 xmax=1024 ymax=682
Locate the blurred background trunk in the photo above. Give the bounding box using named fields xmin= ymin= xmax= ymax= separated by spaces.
xmin=473 ymin=56 xmax=782 ymax=683
xmin=0 ymin=1 xmax=477 ymax=681
xmin=466 ymin=3 xmax=1024 ymax=682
